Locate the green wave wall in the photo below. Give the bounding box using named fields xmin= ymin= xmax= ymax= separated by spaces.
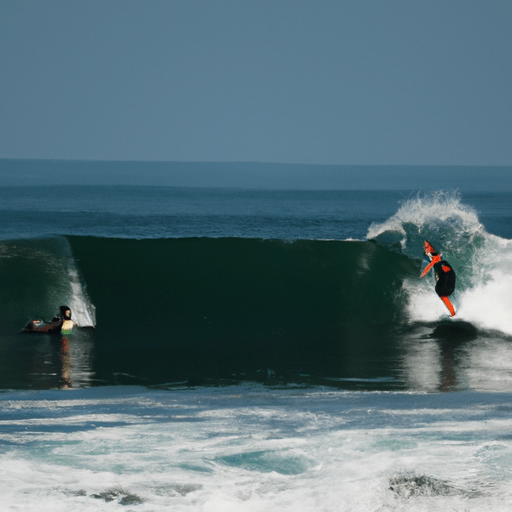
xmin=67 ymin=236 xmax=418 ymax=384
xmin=2 ymin=236 xmax=419 ymax=385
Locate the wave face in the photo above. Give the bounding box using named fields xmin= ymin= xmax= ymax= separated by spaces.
xmin=3 ymin=236 xmax=417 ymax=385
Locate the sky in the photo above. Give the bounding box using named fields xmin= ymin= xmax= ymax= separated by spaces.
xmin=1 ymin=1 xmax=512 ymax=166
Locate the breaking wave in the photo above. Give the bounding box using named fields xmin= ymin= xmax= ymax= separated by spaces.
xmin=2 ymin=190 xmax=511 ymax=387
xmin=367 ymin=191 xmax=512 ymax=334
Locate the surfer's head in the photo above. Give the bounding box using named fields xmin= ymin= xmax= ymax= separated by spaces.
xmin=59 ymin=306 xmax=71 ymax=319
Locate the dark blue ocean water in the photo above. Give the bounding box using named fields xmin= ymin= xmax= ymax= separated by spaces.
xmin=0 ymin=186 xmax=511 ymax=240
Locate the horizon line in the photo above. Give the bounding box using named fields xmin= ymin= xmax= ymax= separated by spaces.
xmin=1 ymin=158 xmax=511 ymax=168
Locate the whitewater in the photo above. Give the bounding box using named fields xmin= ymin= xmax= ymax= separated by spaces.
xmin=368 ymin=191 xmax=512 ymax=336
xmin=2 ymin=386 xmax=512 ymax=511
xmin=1 ymin=170 xmax=512 ymax=511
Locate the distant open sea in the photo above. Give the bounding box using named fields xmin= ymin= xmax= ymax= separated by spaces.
xmin=1 ymin=160 xmax=512 ymax=511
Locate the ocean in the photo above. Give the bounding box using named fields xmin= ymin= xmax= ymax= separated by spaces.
xmin=1 ymin=160 xmax=512 ymax=511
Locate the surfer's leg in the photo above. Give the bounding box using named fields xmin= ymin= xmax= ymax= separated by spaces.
xmin=440 ymin=296 xmax=456 ymax=317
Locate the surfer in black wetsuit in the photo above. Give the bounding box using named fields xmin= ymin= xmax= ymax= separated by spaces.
xmin=432 ymin=257 xmax=456 ymax=298
xmin=420 ymin=246 xmax=457 ymax=316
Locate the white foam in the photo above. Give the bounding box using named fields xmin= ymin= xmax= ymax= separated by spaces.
xmin=457 ymin=273 xmax=512 ymax=335
xmin=367 ymin=190 xmax=483 ymax=249
xmin=67 ymin=267 xmax=96 ymax=328
xmin=2 ymin=386 xmax=512 ymax=511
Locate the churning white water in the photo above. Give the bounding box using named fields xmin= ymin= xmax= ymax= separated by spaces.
xmin=1 ymin=385 xmax=512 ymax=511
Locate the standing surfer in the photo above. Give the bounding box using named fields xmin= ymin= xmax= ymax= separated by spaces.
xmin=420 ymin=240 xmax=456 ymax=316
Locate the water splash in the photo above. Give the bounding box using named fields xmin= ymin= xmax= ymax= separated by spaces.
xmin=367 ymin=191 xmax=512 ymax=335
xmin=367 ymin=190 xmax=485 ymax=256
xmin=67 ymin=267 xmax=96 ymax=328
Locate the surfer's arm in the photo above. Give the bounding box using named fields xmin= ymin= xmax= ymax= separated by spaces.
xmin=420 ymin=259 xmax=435 ymax=278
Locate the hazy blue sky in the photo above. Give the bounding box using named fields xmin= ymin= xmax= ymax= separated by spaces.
xmin=1 ymin=1 xmax=511 ymax=165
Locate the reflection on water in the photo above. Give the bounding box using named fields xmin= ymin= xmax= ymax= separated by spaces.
xmin=462 ymin=338 xmax=512 ymax=392
xmin=3 ymin=320 xmax=512 ymax=392
xmin=59 ymin=337 xmax=72 ymax=389
xmin=4 ymin=328 xmax=96 ymax=389
xmin=399 ymin=337 xmax=442 ymax=392
xmin=398 ymin=321 xmax=512 ymax=392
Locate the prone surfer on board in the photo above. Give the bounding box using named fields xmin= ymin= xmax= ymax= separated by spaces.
xmin=22 ymin=305 xmax=77 ymax=334
xmin=420 ymin=240 xmax=456 ymax=317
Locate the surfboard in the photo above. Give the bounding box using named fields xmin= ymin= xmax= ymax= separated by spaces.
xmin=21 ymin=319 xmax=59 ymax=334
xmin=21 ymin=318 xmax=75 ymax=335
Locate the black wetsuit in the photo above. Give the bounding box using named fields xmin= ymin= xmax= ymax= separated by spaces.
xmin=434 ymin=260 xmax=456 ymax=297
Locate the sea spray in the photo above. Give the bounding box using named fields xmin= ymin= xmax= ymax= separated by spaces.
xmin=367 ymin=190 xmax=485 ymax=255
xmin=368 ymin=191 xmax=512 ymax=333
